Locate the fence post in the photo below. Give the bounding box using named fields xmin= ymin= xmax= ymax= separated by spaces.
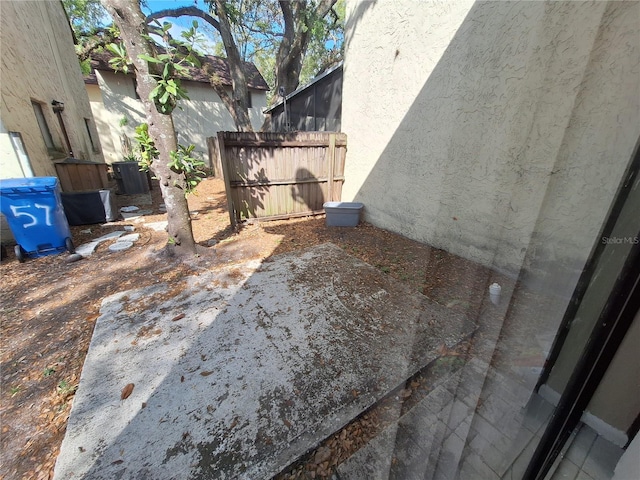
xmin=207 ymin=136 xmax=223 ymax=178
xmin=217 ymin=132 xmax=237 ymax=228
xmin=327 ymin=133 xmax=336 ymax=202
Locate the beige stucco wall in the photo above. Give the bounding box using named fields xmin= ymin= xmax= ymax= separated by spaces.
xmin=613 ymin=432 xmax=640 ymax=480
xmin=86 ymin=83 xmax=119 ymax=164
xmin=342 ymin=1 xmax=639 ymax=286
xmin=90 ymin=71 xmax=145 ymax=164
xmin=0 ymin=0 xmax=104 ymax=179
xmin=89 ymin=71 xmax=267 ymax=166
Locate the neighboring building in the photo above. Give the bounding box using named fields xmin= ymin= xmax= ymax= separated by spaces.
xmin=1 ymin=0 xmax=105 ymax=243
xmin=85 ymin=52 xmax=269 ymax=166
xmin=341 ymin=0 xmax=639 ymax=471
xmin=265 ymin=62 xmax=343 ymax=132
xmin=0 ymin=0 xmax=104 ymax=179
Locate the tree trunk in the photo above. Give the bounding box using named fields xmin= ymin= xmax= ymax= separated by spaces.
xmin=101 ymin=0 xmax=197 ymax=255
xmin=275 ymin=0 xmax=337 ymax=97
xmin=213 ymin=0 xmax=253 ymax=132
xmin=275 ymin=0 xmax=307 ymax=96
xmin=146 ymin=5 xmax=253 ymax=132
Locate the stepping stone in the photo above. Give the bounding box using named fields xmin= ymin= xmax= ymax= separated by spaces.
xmin=116 ymin=233 xmax=140 ymax=243
xmin=76 ymin=232 xmax=125 ymax=257
xmin=144 ymin=221 xmax=168 ymax=232
xmin=108 ymin=241 xmax=133 ymax=252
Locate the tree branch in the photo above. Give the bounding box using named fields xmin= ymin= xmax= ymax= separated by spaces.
xmin=76 ymin=28 xmax=118 ymax=61
xmin=146 ymin=7 xmax=221 ymax=32
xmin=314 ymin=50 xmax=341 ymax=76
xmin=243 ymin=24 xmax=284 ymax=37
xmin=213 ymin=0 xmax=253 ymax=131
xmin=279 ymin=0 xmax=295 ymax=39
xmin=315 ymin=0 xmax=338 ymax=19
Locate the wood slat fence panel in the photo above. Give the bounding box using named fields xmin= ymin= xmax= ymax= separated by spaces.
xmin=54 ymin=162 xmax=110 ymax=192
xmin=213 ymin=132 xmax=347 ymax=226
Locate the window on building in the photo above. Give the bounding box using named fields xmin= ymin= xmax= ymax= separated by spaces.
xmin=31 ymin=100 xmax=55 ymax=150
xmin=247 ymin=91 xmax=252 ymax=108
xmin=9 ymin=131 xmax=34 ymax=177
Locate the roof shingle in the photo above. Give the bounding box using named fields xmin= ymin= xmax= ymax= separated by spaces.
xmin=86 ymin=50 xmax=269 ymax=91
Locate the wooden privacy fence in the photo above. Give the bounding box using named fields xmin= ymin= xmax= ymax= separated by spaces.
xmin=54 ymin=158 xmax=109 ymax=192
xmin=214 ymin=131 xmax=347 ymax=226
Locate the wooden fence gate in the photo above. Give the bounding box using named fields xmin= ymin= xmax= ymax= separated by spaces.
xmin=213 ymin=131 xmax=347 ymax=226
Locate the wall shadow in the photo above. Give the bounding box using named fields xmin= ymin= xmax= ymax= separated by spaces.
xmin=344 ymin=1 xmax=638 ymax=294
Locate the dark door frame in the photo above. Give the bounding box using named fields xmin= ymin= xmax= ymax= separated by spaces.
xmin=524 ymin=138 xmax=640 ymax=480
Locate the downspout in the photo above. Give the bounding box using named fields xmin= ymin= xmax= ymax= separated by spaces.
xmin=52 ymin=100 xmax=73 ymax=157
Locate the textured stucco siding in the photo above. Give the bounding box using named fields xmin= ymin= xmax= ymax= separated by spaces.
xmin=86 ymin=83 xmax=119 ymax=164
xmin=90 ymin=72 xmax=267 ymax=165
xmin=0 ymin=0 xmax=104 ymax=178
xmin=91 ymin=71 xmax=146 ymax=164
xmin=342 ymin=1 xmax=639 ymax=279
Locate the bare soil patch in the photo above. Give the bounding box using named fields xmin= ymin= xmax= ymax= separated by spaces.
xmin=1 ymin=177 xmax=515 ymax=480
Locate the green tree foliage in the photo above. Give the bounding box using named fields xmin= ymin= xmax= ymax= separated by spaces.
xmin=212 ymin=0 xmax=344 ymax=92
xmin=147 ymin=0 xmax=343 ymax=127
xmin=63 ymin=0 xmax=119 ymax=73
xmin=63 ymin=0 xmax=108 ymax=34
xmin=299 ymin=0 xmax=344 ymax=85
xmin=205 ymin=0 xmax=345 ymax=101
xmin=108 ymin=21 xmax=207 ymax=194
xmin=65 ymin=0 xmax=344 ymax=128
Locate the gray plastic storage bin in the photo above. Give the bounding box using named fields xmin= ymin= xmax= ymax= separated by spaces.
xmin=323 ymin=202 xmax=364 ymax=227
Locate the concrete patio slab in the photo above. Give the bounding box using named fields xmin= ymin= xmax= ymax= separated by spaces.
xmin=54 ymin=243 xmax=475 ymax=480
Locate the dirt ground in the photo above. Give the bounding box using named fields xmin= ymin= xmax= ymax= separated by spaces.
xmin=1 ymin=177 xmax=514 ymax=480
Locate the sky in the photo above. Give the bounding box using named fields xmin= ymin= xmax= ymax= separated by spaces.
xmin=143 ymin=0 xmax=207 ymax=16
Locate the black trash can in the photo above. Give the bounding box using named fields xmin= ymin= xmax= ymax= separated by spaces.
xmin=61 ymin=189 xmax=118 ymax=225
xmin=112 ymin=162 xmax=150 ymax=195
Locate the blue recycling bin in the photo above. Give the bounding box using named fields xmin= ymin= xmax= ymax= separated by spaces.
xmin=0 ymin=177 xmax=74 ymax=262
